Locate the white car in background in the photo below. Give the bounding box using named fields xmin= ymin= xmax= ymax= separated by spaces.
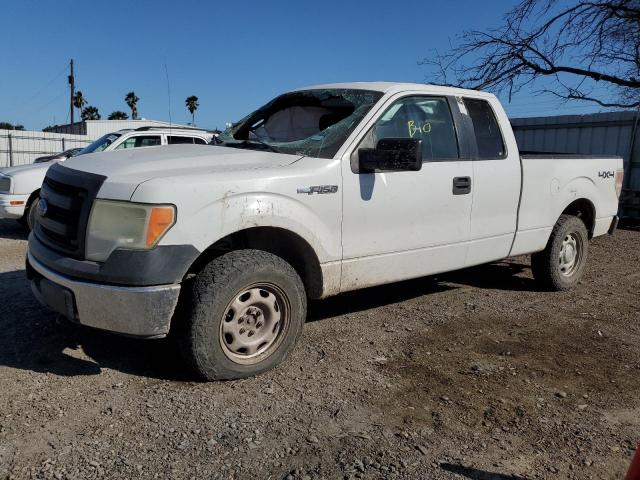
xmin=0 ymin=127 xmax=213 ymax=229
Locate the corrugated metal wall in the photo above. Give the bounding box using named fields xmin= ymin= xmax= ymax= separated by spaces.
xmin=511 ymin=111 xmax=640 ymax=217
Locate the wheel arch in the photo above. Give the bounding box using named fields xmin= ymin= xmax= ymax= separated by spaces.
xmin=560 ymin=198 xmax=596 ymax=238
xmin=186 ymin=226 xmax=325 ymax=299
xmin=20 ymin=188 xmax=41 ymax=224
xmin=25 ymin=188 xmax=40 ymax=210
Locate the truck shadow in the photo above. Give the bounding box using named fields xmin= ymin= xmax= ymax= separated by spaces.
xmin=440 ymin=463 xmax=526 ymax=480
xmin=1 ymin=259 xmax=538 ymax=380
xmin=0 ymin=219 xmax=28 ymax=240
xmin=436 ymin=260 xmax=536 ymax=292
xmin=308 ymin=277 xmax=455 ymax=321
xmin=308 ymin=259 xmax=537 ymax=322
xmin=0 ymin=269 xmax=191 ymax=381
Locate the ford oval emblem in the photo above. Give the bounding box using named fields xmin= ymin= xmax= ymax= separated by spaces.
xmin=37 ymin=198 xmax=48 ymax=217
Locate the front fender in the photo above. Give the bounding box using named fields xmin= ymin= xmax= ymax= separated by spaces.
xmin=162 ymin=191 xmax=342 ymax=264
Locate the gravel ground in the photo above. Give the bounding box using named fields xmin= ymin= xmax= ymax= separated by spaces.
xmin=1 ymin=218 xmax=639 ymax=480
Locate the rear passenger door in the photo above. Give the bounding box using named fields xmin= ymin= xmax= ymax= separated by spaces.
xmin=461 ymin=97 xmax=521 ymax=265
xmin=340 ymin=94 xmax=474 ymax=290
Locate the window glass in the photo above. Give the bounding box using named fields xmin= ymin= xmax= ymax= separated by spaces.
xmin=168 ymin=136 xmax=196 ymax=145
xmin=216 ymin=89 xmax=383 ymax=159
xmin=80 ymin=133 xmax=121 ymax=154
xmin=115 ymin=135 xmax=161 ymax=149
xmin=361 ymin=96 xmax=459 ymax=161
xmin=463 ymin=98 xmax=505 ymax=159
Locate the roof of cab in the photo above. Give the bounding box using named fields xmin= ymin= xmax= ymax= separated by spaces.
xmin=291 ymin=81 xmax=494 ymax=99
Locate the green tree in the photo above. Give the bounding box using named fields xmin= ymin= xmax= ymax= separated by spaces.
xmin=108 ymin=111 xmax=129 ymax=120
xmin=0 ymin=122 xmax=24 ymax=130
xmin=185 ymin=95 xmax=199 ymax=125
xmin=72 ymin=91 xmax=87 ymax=122
xmin=81 ymin=106 xmax=101 ymax=120
xmin=125 ymin=91 xmax=139 ymax=120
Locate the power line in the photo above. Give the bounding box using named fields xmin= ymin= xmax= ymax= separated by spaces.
xmin=20 ymin=89 xmax=69 ymax=119
xmin=3 ymin=64 xmax=68 ymax=117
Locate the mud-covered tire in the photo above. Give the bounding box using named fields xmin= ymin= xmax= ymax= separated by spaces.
xmin=176 ymin=249 xmax=307 ymax=381
xmin=531 ymin=214 xmax=589 ymax=291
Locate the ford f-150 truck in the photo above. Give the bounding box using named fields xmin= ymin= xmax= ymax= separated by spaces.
xmin=26 ymin=82 xmax=623 ymax=380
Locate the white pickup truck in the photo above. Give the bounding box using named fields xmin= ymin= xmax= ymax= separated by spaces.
xmin=0 ymin=126 xmax=212 ymax=229
xmin=26 ymin=82 xmax=623 ymax=380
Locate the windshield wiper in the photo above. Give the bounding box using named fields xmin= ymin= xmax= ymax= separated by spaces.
xmin=215 ymin=127 xmax=281 ymax=153
xmin=245 ymin=133 xmax=281 ymax=153
xmin=221 ymin=140 xmax=280 ymax=153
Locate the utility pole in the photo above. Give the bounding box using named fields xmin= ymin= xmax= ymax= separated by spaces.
xmin=68 ymin=59 xmax=75 ymax=128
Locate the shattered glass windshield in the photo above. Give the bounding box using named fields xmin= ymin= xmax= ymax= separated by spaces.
xmin=216 ymin=89 xmax=383 ymax=159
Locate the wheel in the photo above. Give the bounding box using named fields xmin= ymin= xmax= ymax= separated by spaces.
xmin=531 ymin=214 xmax=589 ymax=291
xmin=176 ymin=249 xmax=307 ymax=381
xmin=22 ymin=195 xmax=39 ymax=231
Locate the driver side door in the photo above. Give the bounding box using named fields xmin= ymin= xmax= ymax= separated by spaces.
xmin=340 ymin=93 xmax=473 ymax=292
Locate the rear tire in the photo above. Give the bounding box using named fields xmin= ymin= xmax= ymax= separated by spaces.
xmin=531 ymin=214 xmax=589 ymax=291
xmin=176 ymin=249 xmax=306 ymax=381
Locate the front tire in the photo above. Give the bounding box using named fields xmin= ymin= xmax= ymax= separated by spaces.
xmin=176 ymin=249 xmax=307 ymax=381
xmin=531 ymin=214 xmax=589 ymax=291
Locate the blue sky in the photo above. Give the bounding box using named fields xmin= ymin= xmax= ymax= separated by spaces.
xmin=1 ymin=0 xmax=610 ymax=131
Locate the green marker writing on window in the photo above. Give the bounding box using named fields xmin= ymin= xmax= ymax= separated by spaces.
xmin=408 ymin=120 xmax=431 ymax=138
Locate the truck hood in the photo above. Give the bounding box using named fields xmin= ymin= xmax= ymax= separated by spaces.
xmin=61 ymin=144 xmax=304 ymax=200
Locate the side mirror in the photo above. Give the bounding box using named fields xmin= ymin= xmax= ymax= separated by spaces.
xmin=358 ymin=138 xmax=422 ymax=173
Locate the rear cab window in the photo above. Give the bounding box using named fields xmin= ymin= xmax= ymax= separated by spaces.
xmin=462 ymin=98 xmax=506 ymax=159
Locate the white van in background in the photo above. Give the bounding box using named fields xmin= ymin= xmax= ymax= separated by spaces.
xmin=0 ymin=127 xmax=213 ymax=229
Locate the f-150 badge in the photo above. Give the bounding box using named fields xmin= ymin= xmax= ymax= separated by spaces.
xmin=297 ymin=185 xmax=339 ymax=195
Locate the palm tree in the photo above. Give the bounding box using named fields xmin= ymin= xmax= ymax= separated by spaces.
xmin=81 ymin=106 xmax=101 ymax=120
xmin=125 ymin=91 xmax=139 ymax=120
xmin=72 ymin=91 xmax=86 ymax=123
xmin=185 ymin=95 xmax=199 ymax=126
xmin=108 ymin=111 xmax=129 ymax=120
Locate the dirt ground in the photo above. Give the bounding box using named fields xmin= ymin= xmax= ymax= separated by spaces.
xmin=0 ymin=219 xmax=639 ymax=480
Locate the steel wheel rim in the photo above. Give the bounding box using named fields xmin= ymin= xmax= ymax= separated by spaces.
xmin=558 ymin=232 xmax=582 ymax=277
xmin=219 ymin=283 xmax=290 ymax=365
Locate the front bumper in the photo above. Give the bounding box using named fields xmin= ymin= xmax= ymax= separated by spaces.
xmin=27 ymin=251 xmax=181 ymax=338
xmin=0 ymin=193 xmax=29 ymax=219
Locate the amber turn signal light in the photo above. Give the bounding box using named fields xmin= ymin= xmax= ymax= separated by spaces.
xmin=146 ymin=207 xmax=176 ymax=247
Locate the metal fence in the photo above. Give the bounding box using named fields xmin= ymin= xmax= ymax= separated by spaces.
xmin=0 ymin=130 xmax=92 ymax=168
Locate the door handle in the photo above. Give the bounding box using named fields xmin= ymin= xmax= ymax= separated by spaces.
xmin=452 ymin=176 xmax=471 ymax=195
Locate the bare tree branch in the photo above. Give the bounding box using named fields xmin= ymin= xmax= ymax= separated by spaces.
xmin=422 ymin=0 xmax=640 ymax=109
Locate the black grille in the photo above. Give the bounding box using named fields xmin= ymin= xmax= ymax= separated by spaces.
xmin=35 ymin=164 xmax=106 ymax=259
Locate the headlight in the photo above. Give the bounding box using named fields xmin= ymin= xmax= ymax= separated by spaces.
xmin=0 ymin=175 xmax=11 ymax=194
xmin=85 ymin=200 xmax=176 ymax=262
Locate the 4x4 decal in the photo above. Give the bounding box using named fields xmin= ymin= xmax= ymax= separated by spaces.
xmin=598 ymin=171 xmax=615 ymax=179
